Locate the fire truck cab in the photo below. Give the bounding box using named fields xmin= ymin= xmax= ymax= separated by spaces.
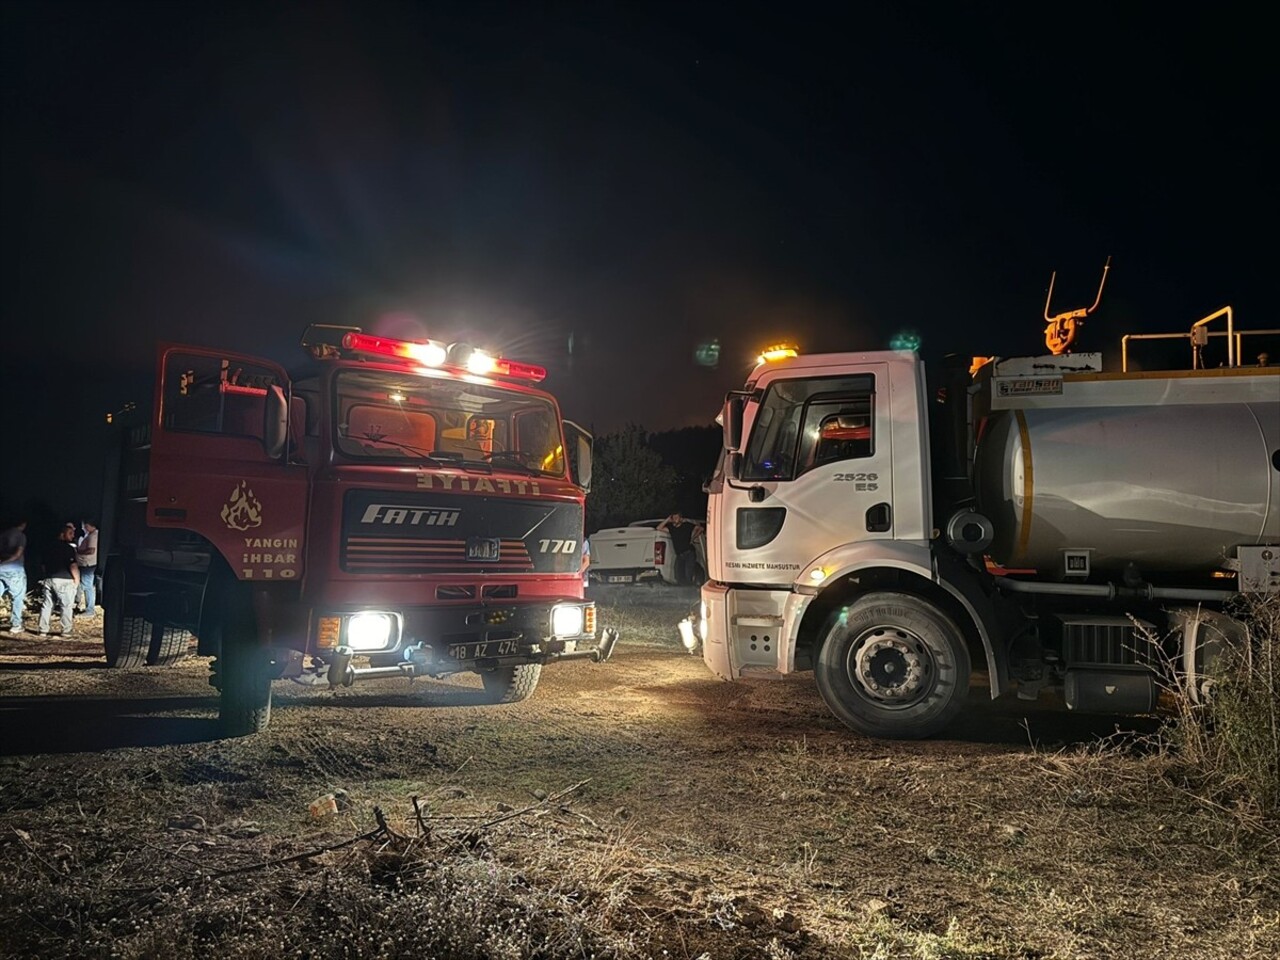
xmin=102 ymin=325 xmax=617 ymax=735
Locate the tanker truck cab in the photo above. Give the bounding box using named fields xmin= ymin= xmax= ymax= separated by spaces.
xmin=105 ymin=326 xmax=617 ymax=736
xmin=702 ymin=348 xmax=986 ymax=739
xmin=701 ymin=332 xmax=1279 ymax=740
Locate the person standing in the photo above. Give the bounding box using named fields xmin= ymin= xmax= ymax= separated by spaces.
xmin=0 ymin=520 xmax=28 ymax=635
xmin=75 ymin=519 xmax=99 ymax=616
xmin=658 ymin=512 xmax=697 ymax=585
xmin=37 ymin=524 xmax=80 ymax=637
xmin=691 ymin=522 xmax=708 ymax=582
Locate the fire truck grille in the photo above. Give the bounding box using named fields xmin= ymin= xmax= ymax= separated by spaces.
xmin=436 ymin=584 xmax=477 ymax=600
xmin=341 ymin=489 xmax=583 ymax=575
xmin=343 ymin=537 xmax=534 ymax=574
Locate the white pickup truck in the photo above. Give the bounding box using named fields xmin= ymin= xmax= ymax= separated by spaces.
xmin=587 ymin=519 xmax=706 ymax=585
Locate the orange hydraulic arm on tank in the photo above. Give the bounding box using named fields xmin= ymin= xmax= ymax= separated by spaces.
xmin=1041 ymin=257 xmax=1110 ymax=356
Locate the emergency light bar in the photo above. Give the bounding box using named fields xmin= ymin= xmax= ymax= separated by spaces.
xmin=339 ymin=332 xmax=546 ymax=383
xmin=757 ymin=343 xmax=799 ymax=364
xmin=342 ymin=332 xmax=447 ymax=367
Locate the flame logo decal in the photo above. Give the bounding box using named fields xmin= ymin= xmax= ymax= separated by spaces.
xmin=221 ymin=481 xmax=263 ymax=531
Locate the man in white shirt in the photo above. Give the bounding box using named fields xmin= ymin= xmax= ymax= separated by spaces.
xmin=75 ymin=519 xmax=100 ymax=616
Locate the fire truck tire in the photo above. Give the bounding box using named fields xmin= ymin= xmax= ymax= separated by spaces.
xmin=814 ymin=591 xmax=970 ymax=740
xmin=148 ymin=625 xmax=192 ymax=666
xmin=102 ymin=562 xmax=152 ymax=668
xmin=105 ymin=615 xmax=154 ymax=669
xmin=479 ymin=664 xmax=542 ymax=703
xmin=216 ymin=602 xmax=272 ymax=737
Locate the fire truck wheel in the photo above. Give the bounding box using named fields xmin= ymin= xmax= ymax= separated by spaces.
xmin=216 ymin=602 xmax=272 ymax=736
xmin=479 ymin=663 xmax=542 ymax=703
xmin=814 ymin=591 xmax=970 ymax=740
xmin=104 ymin=615 xmax=153 ymax=669
xmin=102 ymin=563 xmax=152 ymax=668
xmin=148 ymin=625 xmax=192 ymax=666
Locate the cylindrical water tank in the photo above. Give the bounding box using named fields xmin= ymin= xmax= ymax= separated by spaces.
xmin=974 ymin=403 xmax=1279 ymax=575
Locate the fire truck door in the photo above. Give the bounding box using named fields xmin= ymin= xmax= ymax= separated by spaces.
xmin=148 ymin=345 xmax=307 ymax=582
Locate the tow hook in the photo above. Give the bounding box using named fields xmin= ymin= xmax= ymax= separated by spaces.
xmin=593 ymin=627 xmax=620 ymax=663
xmin=326 ymin=647 xmax=356 ymax=688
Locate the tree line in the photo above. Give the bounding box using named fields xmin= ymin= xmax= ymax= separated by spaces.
xmin=585 ymin=424 xmax=720 ymax=532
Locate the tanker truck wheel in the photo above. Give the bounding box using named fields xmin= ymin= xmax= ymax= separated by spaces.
xmin=478 ymin=664 xmax=542 ymax=704
xmin=814 ymin=591 xmax=970 ymax=740
xmin=214 ymin=597 xmax=272 ymax=737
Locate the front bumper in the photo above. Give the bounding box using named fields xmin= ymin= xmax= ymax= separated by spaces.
xmin=319 ymin=626 xmax=620 ymax=687
xmin=292 ymin=599 xmax=619 ymax=686
xmin=699 ymin=581 xmax=812 ymax=680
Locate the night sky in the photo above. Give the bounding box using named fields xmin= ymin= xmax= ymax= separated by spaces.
xmin=1 ymin=2 xmax=1270 ymax=519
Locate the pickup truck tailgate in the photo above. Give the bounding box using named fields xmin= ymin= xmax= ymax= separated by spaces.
xmin=590 ymin=527 xmax=655 ymax=570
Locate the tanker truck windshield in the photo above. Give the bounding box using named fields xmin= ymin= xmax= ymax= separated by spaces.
xmin=334 ymin=369 xmax=565 ymax=476
xmin=741 ymin=374 xmax=875 ymax=481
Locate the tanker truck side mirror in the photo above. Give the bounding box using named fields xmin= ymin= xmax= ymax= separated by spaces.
xmin=262 ymin=384 xmax=289 ymax=460
xmin=563 ymin=420 xmax=593 ymax=492
xmin=723 ymin=393 xmax=746 ymax=452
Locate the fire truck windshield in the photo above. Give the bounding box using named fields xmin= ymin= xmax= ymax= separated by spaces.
xmin=334 ymin=369 xmax=566 ymax=476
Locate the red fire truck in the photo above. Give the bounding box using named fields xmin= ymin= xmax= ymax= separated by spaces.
xmin=100 ymin=325 xmax=617 ymax=735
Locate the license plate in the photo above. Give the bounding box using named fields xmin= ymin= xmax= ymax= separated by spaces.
xmin=607 ymin=575 xmax=634 ymax=583
xmin=447 ymin=639 xmax=523 ymax=660
xmin=466 ymin=537 xmax=501 ymax=561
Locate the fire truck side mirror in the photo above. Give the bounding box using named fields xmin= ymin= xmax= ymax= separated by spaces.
xmin=262 ymin=384 xmax=289 ymax=460
xmin=563 ymin=420 xmax=593 ymax=492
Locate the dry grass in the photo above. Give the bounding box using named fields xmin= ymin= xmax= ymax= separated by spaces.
xmin=1157 ymin=593 xmax=1280 ymax=824
xmin=1 ymin=585 xmax=1278 ymax=959
xmin=1172 ymin=593 xmax=1274 ymax=819
xmin=0 ymin=791 xmax=1024 ymax=960
xmin=0 ymin=801 xmax=641 ymax=960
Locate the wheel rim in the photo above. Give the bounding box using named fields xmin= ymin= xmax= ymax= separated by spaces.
xmin=844 ymin=626 xmax=937 ymax=708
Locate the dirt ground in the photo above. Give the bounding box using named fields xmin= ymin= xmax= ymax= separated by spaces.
xmin=0 ymin=585 xmax=1276 ymax=959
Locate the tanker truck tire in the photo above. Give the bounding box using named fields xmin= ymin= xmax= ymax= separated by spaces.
xmin=814 ymin=591 xmax=970 ymax=740
xmin=102 ymin=563 xmax=152 ymax=668
xmin=215 ymin=600 xmax=272 ymax=737
xmin=479 ymin=663 xmax=542 ymax=704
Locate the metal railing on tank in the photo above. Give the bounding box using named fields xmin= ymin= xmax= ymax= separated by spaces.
xmin=1121 ymin=306 xmax=1280 ymax=372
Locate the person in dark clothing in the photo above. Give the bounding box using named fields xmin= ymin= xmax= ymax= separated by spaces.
xmin=37 ymin=524 xmax=80 ymax=637
xmin=658 ymin=512 xmax=699 ymax=585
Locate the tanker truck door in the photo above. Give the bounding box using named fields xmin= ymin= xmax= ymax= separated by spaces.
xmin=147 ymin=344 xmax=308 ymax=582
xmin=724 ymin=367 xmax=892 ymax=585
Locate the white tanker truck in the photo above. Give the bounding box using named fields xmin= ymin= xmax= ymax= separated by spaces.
xmin=695 ymin=294 xmax=1279 ymax=738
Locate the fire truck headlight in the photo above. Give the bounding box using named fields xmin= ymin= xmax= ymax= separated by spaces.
xmin=348 ymin=613 xmax=393 ymax=651
xmin=551 ymin=604 xmax=585 ymax=638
